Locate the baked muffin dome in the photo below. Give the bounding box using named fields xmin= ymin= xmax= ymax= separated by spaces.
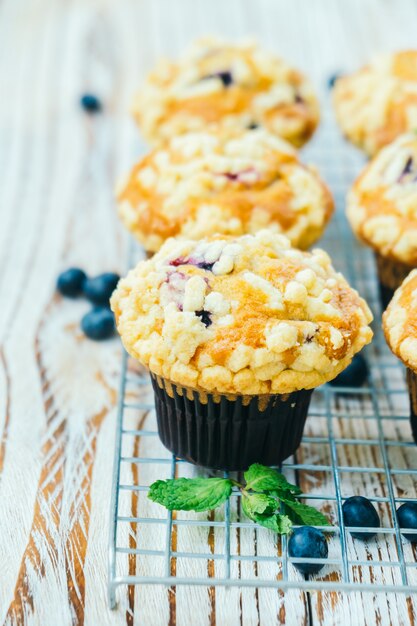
xmin=111 ymin=231 xmax=373 ymax=395
xmin=132 ymin=37 xmax=319 ymax=147
xmin=383 ymin=269 xmax=417 ymax=371
xmin=117 ymin=128 xmax=334 ymax=253
xmin=333 ymin=51 xmax=417 ymax=156
xmin=346 ymin=133 xmax=417 ymax=266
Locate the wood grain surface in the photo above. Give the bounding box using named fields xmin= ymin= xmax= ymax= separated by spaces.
xmin=2 ymin=1 xmax=417 ymax=625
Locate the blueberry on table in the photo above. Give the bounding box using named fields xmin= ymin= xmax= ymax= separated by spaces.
xmin=328 ymin=354 xmax=368 ymax=388
xmin=328 ymin=73 xmax=342 ymax=89
xmin=342 ymin=496 xmax=380 ymax=540
xmin=288 ymin=526 xmax=328 ymax=574
xmin=56 ymin=268 xmax=87 ymax=297
xmin=80 ymin=93 xmax=101 ymax=113
xmin=81 ymin=307 xmax=115 ymax=340
xmin=397 ymin=503 xmax=417 ymax=542
xmin=83 ymin=272 xmax=120 ymax=306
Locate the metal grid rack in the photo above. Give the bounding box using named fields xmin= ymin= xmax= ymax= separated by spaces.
xmin=108 ymin=93 xmax=417 ymax=607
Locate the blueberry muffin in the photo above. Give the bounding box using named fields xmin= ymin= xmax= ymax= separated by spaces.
xmin=132 ymin=37 xmax=319 ymax=148
xmin=111 ymin=231 xmax=373 ymax=470
xmin=383 ymin=270 xmax=417 ymax=443
xmin=333 ymin=51 xmax=417 ymax=156
xmin=117 ymin=128 xmax=334 ymax=254
xmin=346 ymin=133 xmax=417 ymax=307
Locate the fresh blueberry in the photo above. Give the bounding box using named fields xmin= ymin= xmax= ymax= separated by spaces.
xmin=328 ymin=73 xmax=342 ymax=89
xmin=57 ymin=268 xmax=87 ymax=297
xmin=288 ymin=527 xmax=328 ymax=574
xmin=80 ymin=93 xmax=101 ymax=113
xmin=81 ymin=307 xmax=115 ymax=340
xmin=328 ymin=354 xmax=368 ymax=388
xmin=342 ymin=496 xmax=380 ymax=540
xmin=397 ymin=503 xmax=417 ymax=542
xmin=196 ymin=310 xmax=212 ymax=327
xmin=83 ymin=272 xmax=120 ymax=306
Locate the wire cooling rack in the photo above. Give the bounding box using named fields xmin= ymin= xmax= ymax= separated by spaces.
xmin=108 ymin=92 xmax=417 ymax=608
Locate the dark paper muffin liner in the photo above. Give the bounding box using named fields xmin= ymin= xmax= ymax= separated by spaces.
xmin=374 ymin=252 xmax=414 ymax=310
xmin=407 ymin=369 xmax=417 ymax=445
xmin=150 ymin=374 xmax=313 ymax=471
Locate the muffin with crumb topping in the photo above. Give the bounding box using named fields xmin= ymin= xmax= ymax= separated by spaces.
xmin=111 ymin=231 xmax=373 ymax=470
xmin=117 ymin=128 xmax=333 ymax=254
xmin=346 ymin=133 xmax=417 ymax=308
xmin=333 ymin=50 xmax=417 ymax=156
xmin=383 ymin=270 xmax=417 ymax=443
xmin=132 ymin=36 xmax=319 ymax=148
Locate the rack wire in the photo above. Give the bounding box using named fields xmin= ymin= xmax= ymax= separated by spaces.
xmin=108 ymin=91 xmax=417 ymax=608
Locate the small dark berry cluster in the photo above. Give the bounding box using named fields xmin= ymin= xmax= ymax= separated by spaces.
xmin=342 ymin=496 xmax=417 ymax=542
xmin=56 ymin=268 xmax=120 ymax=341
xmin=288 ymin=498 xmax=417 ymax=576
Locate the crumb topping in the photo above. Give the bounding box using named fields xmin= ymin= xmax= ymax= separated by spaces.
xmin=347 ymin=133 xmax=417 ymax=265
xmin=333 ymin=50 xmax=417 ymax=155
xmin=117 ymin=128 xmax=333 ymax=252
xmin=111 ymin=231 xmax=373 ymax=394
xmin=132 ymin=36 xmax=319 ymax=147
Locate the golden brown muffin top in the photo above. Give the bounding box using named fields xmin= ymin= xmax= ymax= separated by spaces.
xmin=132 ymin=37 xmax=319 ymax=148
xmin=117 ymin=128 xmax=333 ymax=253
xmin=111 ymin=231 xmax=373 ymax=395
xmin=347 ymin=133 xmax=417 ymax=265
xmin=333 ymin=51 xmax=417 ymax=156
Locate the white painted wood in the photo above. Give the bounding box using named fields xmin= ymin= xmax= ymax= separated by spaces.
xmin=2 ymin=1 xmax=417 ymax=625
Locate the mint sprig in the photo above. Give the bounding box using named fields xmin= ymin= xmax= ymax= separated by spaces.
xmin=148 ymin=464 xmax=330 ymax=536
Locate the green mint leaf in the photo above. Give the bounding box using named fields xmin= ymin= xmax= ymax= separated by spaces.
xmin=241 ymin=493 xmax=277 ymax=519
xmin=148 ymin=477 xmax=233 ymax=512
xmin=248 ymin=510 xmax=293 ymax=534
xmin=244 ymin=463 xmax=301 ymax=495
xmin=281 ymin=497 xmax=330 ymax=526
xmin=241 ymin=493 xmax=292 ymax=534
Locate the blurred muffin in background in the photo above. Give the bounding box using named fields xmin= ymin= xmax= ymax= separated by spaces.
xmin=346 ymin=133 xmax=417 ymax=308
xmin=117 ymin=128 xmax=333 ymax=254
xmin=132 ymin=37 xmax=319 ymax=148
xmin=383 ymin=269 xmax=417 ymax=443
xmin=333 ymin=50 xmax=417 ymax=156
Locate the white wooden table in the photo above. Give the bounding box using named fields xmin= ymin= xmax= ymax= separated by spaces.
xmin=2 ymin=1 xmax=417 ymax=624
